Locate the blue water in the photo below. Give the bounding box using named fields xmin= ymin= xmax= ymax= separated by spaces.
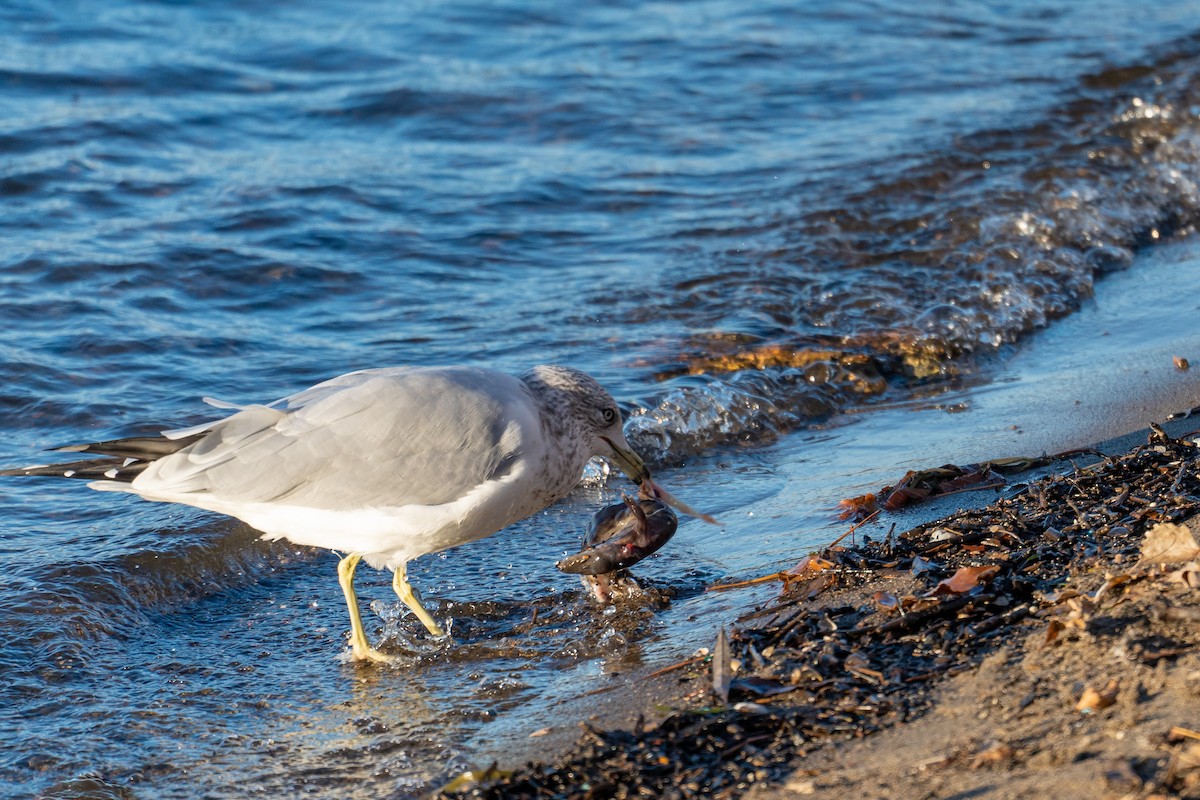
xmin=6 ymin=1 xmax=1200 ymax=797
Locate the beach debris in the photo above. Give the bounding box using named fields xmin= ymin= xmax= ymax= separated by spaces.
xmin=910 ymin=555 xmax=938 ymax=576
xmin=728 ymin=676 xmax=796 ymax=699
xmin=648 ymin=649 xmax=710 ymax=679
xmin=1139 ymin=519 xmax=1200 ymax=564
xmin=712 ymin=627 xmax=731 ymax=705
xmin=709 ymin=555 xmax=836 ymax=594
xmin=872 ymin=590 xmax=900 ymax=611
xmin=1166 ymin=563 xmax=1200 ymax=590
xmin=1175 ymin=355 xmax=1190 ymax=370
xmin=928 ymin=565 xmax=999 ymax=596
xmin=709 ymin=513 xmax=878 ymax=597
xmin=1076 ymin=679 xmax=1120 ymax=713
xmin=1169 ymin=727 xmax=1200 ymax=743
xmin=444 ymin=427 xmax=1200 ymax=800
xmin=837 ymin=448 xmax=1101 ymax=519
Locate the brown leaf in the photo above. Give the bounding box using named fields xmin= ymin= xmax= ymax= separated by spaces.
xmin=1044 ymin=618 xmax=1065 ymax=645
xmin=1139 ymin=522 xmax=1200 ymax=564
xmin=788 ymin=555 xmax=835 ymax=576
xmin=837 ymin=493 xmax=879 ymax=521
xmin=1076 ymin=679 xmax=1120 ymax=712
xmin=930 ymin=565 xmax=1000 ymax=596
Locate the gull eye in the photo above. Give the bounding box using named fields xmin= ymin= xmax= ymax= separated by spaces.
xmin=601 ymin=407 xmax=617 ymax=425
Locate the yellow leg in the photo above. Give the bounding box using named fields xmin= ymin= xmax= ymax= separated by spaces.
xmin=393 ymin=563 xmax=445 ymax=637
xmin=336 ymin=554 xmax=393 ymax=663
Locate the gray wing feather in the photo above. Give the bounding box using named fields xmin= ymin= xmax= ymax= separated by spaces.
xmin=134 ymin=367 xmax=531 ymax=509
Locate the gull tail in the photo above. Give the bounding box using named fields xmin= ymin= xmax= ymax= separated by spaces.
xmin=0 ymin=433 xmax=204 ymax=483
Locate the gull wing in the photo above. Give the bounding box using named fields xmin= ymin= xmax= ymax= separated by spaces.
xmin=132 ymin=367 xmax=534 ymax=510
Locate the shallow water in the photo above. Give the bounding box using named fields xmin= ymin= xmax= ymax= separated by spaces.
xmin=5 ymin=1 xmax=1200 ymax=796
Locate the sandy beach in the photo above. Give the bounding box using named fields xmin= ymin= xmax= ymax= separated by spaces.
xmin=437 ymin=242 xmax=1200 ymax=799
xmin=439 ymin=415 xmax=1200 ymax=800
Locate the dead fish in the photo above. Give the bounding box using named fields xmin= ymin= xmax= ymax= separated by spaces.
xmin=557 ymin=495 xmax=678 ymax=576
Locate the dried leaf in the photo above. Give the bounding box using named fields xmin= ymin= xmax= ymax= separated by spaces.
xmin=1040 ymin=588 xmax=1081 ymax=605
xmin=1044 ymin=618 xmax=1065 ymax=645
xmin=1165 ymin=561 xmax=1200 ymax=589
xmin=1139 ymin=522 xmax=1200 ymax=564
xmin=837 ymin=493 xmax=879 ymax=521
xmin=929 ymin=565 xmax=1000 ymax=596
xmin=1076 ymin=679 xmax=1120 ymax=712
xmin=788 ymin=555 xmax=835 ymax=576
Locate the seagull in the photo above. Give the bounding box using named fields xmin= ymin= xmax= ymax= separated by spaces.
xmin=1 ymin=364 xmax=707 ymax=663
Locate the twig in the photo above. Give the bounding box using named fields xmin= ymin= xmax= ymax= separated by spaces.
xmin=847 ymin=594 xmax=989 ymax=639
xmin=826 ymin=509 xmax=880 ymax=549
xmin=1170 ymin=726 xmax=1200 ymax=741
xmin=713 ymin=512 xmax=880 ymax=594
xmin=1170 ymin=461 xmax=1189 ymax=494
xmin=709 ymin=573 xmax=789 ymax=592
xmin=648 ymin=654 xmax=707 ymax=678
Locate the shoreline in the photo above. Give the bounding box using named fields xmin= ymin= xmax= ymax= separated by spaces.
xmin=440 ymin=413 xmax=1200 ymax=799
xmin=434 ymin=238 xmax=1200 ymax=797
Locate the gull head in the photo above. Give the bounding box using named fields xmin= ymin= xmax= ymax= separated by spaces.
xmin=521 ymin=365 xmax=650 ymax=485
xmin=522 ymin=365 xmax=718 ymax=525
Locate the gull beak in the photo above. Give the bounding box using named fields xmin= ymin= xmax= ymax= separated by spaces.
xmin=600 ymin=435 xmax=651 ymax=485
